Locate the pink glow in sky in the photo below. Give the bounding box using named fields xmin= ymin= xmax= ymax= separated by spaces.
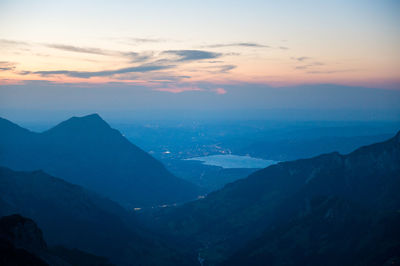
xmin=0 ymin=1 xmax=399 ymax=91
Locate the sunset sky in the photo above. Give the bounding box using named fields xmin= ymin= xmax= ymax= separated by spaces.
xmin=1 ymin=0 xmax=399 ymax=89
xmin=0 ymin=1 xmax=399 ymax=121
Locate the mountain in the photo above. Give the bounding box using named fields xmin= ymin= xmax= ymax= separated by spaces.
xmin=144 ymin=131 xmax=400 ymax=265
xmin=0 ymin=214 xmax=113 ymax=266
xmin=238 ymin=134 xmax=393 ymax=161
xmin=222 ymin=196 xmax=400 ymax=266
xmin=0 ymin=167 xmax=196 ymax=265
xmin=0 ymin=214 xmax=49 ymax=266
xmin=0 ymin=114 xmax=199 ymax=207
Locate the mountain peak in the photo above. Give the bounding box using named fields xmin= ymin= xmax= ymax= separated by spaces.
xmin=70 ymin=113 xmax=105 ymax=124
xmin=46 ymin=113 xmax=111 ymax=134
xmin=81 ymin=113 xmax=102 ymax=120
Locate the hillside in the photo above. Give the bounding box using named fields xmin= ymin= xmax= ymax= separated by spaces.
xmin=144 ymin=131 xmax=400 ymax=265
xmin=0 ymin=114 xmax=199 ymax=207
xmin=0 ymin=167 xmax=196 ymax=265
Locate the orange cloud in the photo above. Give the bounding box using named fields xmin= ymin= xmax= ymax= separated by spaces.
xmin=213 ymin=88 xmax=227 ymax=94
xmin=154 ymin=87 xmax=204 ymax=93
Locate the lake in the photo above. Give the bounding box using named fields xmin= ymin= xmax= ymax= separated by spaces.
xmin=185 ymin=154 xmax=277 ymax=169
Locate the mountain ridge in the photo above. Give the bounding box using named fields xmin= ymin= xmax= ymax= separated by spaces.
xmin=44 ymin=113 xmax=112 ymax=134
xmin=143 ymin=130 xmax=400 ymax=265
xmin=0 ymin=166 xmax=196 ymax=265
xmin=0 ymin=114 xmax=199 ymax=207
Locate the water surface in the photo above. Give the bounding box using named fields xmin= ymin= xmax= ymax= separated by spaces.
xmin=185 ymin=154 xmax=277 ymax=169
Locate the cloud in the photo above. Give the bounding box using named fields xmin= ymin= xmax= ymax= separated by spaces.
xmin=114 ymin=71 xmax=190 ymax=82
xmin=279 ymin=46 xmax=289 ymax=50
xmin=17 ymin=70 xmax=32 ymax=75
xmin=206 ymin=64 xmax=236 ymax=74
xmin=2 ymin=40 xmax=222 ymax=66
xmin=128 ymin=37 xmax=165 ymax=43
xmin=0 ymin=67 xmax=15 ymax=71
xmin=295 ymin=62 xmax=324 ymax=70
xmin=163 ymin=50 xmax=222 ymax=61
xmin=205 ymin=42 xmax=270 ymax=48
xmin=122 ymin=51 xmax=154 ymax=63
xmin=297 ymin=56 xmax=310 ymax=61
xmin=218 ymin=65 xmax=236 ymax=73
xmin=206 ymin=60 xmax=225 ymax=64
xmin=33 ymin=64 xmax=173 ymax=78
xmin=17 ymin=48 xmax=226 ymax=79
xmin=213 ymin=88 xmax=227 ymax=95
xmin=46 ymin=44 xmax=117 ymax=56
xmin=154 ymin=86 xmax=227 ymax=94
xmin=0 ymin=39 xmax=29 ymax=47
xmin=154 ymin=87 xmax=204 ymax=93
xmin=225 ymin=52 xmax=241 ymax=56
xmin=46 ymin=44 xmax=153 ymax=63
xmin=307 ymin=69 xmax=356 ymax=74
xmin=292 ymin=56 xmax=311 ymax=62
xmin=114 ymin=37 xmax=173 ymax=47
xmin=45 ymin=46 xmax=221 ymax=64
xmin=0 ymin=39 xmax=31 ymax=53
xmin=0 ymin=61 xmax=16 ymax=71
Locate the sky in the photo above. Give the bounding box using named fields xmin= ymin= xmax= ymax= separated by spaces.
xmin=0 ymin=0 xmax=399 ymax=121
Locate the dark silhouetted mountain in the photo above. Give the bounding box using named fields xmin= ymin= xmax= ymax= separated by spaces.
xmin=0 ymin=214 xmax=113 ymax=266
xmin=0 ymin=214 xmax=49 ymax=266
xmin=0 ymin=114 xmax=199 ymax=207
xmin=48 ymin=246 xmax=113 ymax=266
xmin=222 ymin=197 xmax=400 ymax=266
xmin=145 ymin=131 xmax=400 ymax=265
xmin=0 ymin=238 xmax=49 ymax=266
xmin=0 ymin=167 xmax=196 ymax=265
xmin=0 ymin=214 xmax=47 ymax=252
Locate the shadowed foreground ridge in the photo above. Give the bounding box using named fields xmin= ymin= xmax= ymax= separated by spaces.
xmin=0 ymin=214 xmax=114 ymax=266
xmin=0 ymin=214 xmax=48 ymax=266
xmin=0 ymin=167 xmax=196 ymax=265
